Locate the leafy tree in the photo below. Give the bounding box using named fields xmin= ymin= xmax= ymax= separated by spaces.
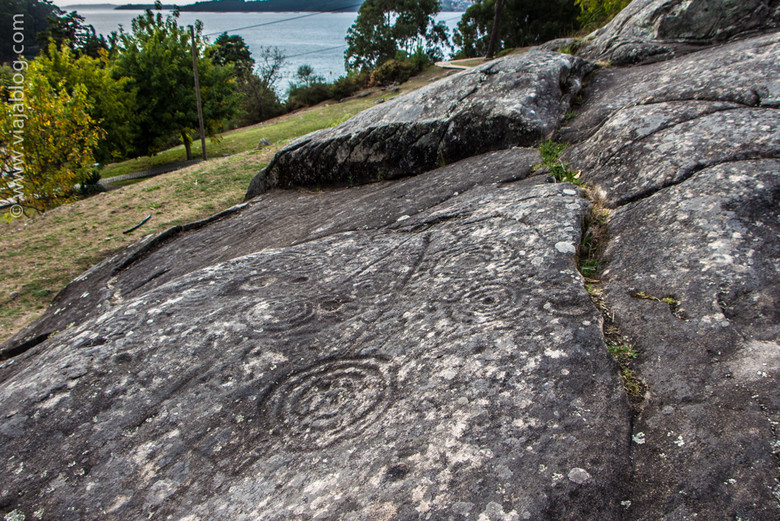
xmin=0 ymin=66 xmax=103 ymax=215
xmin=207 ymin=34 xmax=285 ymax=126
xmin=37 ymin=11 xmax=108 ymax=58
xmin=454 ymin=0 xmax=580 ymax=58
xmin=293 ymin=64 xmax=324 ymax=88
xmin=234 ymin=46 xmax=286 ymax=126
xmin=0 ymin=0 xmax=60 ymax=61
xmin=208 ymin=33 xmax=254 ymax=79
xmin=112 ymin=6 xmax=238 ymax=160
xmin=575 ymin=0 xmax=631 ymax=30
xmin=286 ymin=64 xmax=329 ymax=110
xmin=33 ymin=43 xmax=135 ymax=162
xmin=345 ymin=0 xmax=450 ymax=71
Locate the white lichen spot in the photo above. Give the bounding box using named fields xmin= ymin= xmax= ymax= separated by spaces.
xmin=562 ymin=189 xmax=577 ymax=196
xmin=551 ymin=473 xmax=564 ymax=483
xmin=554 ymin=242 xmax=576 ymax=254
xmin=477 ymin=501 xmax=520 ymax=521
xmin=13 ymin=462 xmax=23 ymax=475
xmin=32 ymin=509 xmax=44 ymax=520
xmin=632 ymin=432 xmax=646 ymax=445
xmin=412 ymin=482 xmax=432 ymax=514
xmin=674 ymin=435 xmax=685 ymax=447
xmin=396 ymin=214 xmax=410 ymax=222
xmin=439 ymin=367 xmax=458 ymax=380
xmin=620 ymin=500 xmax=632 ymax=508
xmin=4 ymin=510 xmax=25 ymax=521
xmin=544 ymin=347 xmax=567 ymax=359
xmin=236 ymin=414 xmax=245 ymax=423
xmin=568 ymin=467 xmax=592 ymax=484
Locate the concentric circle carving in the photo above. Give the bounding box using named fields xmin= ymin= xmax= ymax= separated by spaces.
xmin=447 ymin=282 xmax=522 ymax=324
xmin=437 ymin=241 xmax=517 ymax=275
xmin=263 ymin=357 xmax=394 ymax=449
xmin=245 ymin=298 xmax=316 ymax=331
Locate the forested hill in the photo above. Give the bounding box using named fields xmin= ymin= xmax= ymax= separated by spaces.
xmin=116 ymin=0 xmax=473 ymax=12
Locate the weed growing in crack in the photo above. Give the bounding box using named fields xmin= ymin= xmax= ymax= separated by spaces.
xmin=576 ymin=188 xmax=647 ymax=407
xmin=578 ymin=203 xmax=610 ymax=280
xmin=630 ymin=291 xmax=686 ymax=319
xmin=438 ymin=148 xmax=447 ymax=168
xmin=620 ymin=366 xmax=644 ymax=396
xmin=608 ymin=343 xmax=638 ymax=360
xmin=559 ymin=40 xmax=582 ymax=55
xmin=537 ymin=140 xmax=582 ymax=185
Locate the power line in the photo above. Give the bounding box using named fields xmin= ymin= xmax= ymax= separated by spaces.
xmin=203 ymin=2 xmax=364 ymax=37
xmin=285 ymin=44 xmax=347 ymax=59
xmin=202 ymin=2 xmax=465 ymax=38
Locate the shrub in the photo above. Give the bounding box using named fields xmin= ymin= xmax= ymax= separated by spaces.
xmin=287 ymin=81 xmax=332 ymax=111
xmin=368 ymin=58 xmax=423 ymax=87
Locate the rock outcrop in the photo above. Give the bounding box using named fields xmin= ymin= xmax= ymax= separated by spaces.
xmin=578 ymin=0 xmax=780 ymax=65
xmin=561 ymin=28 xmax=780 ymax=520
xmin=246 ymin=51 xmax=592 ymax=198
xmin=1 ymin=1 xmax=778 ymax=520
xmin=561 ymin=32 xmax=780 ymax=207
xmin=0 ymin=152 xmax=634 ymax=520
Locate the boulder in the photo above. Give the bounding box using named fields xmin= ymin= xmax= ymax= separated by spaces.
xmin=246 ymin=51 xmax=593 ymax=198
xmin=562 ymin=31 xmax=780 ymax=521
xmin=602 ymin=160 xmax=780 ymax=520
xmin=578 ymin=0 xmax=780 ymax=65
xmin=0 ymin=159 xmax=632 ymax=520
xmin=562 ymin=33 xmax=780 ymax=207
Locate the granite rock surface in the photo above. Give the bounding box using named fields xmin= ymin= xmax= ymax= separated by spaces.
xmin=0 ymin=160 xmax=632 ymax=520
xmin=1 ymin=3 xmax=779 ymax=520
xmin=563 ymin=30 xmax=780 ymax=521
xmin=578 ymin=0 xmax=780 ymax=65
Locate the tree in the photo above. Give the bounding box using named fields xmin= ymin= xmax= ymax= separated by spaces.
xmin=0 ymin=65 xmax=103 ymax=215
xmin=575 ymin=0 xmax=631 ymax=30
xmin=235 ymin=46 xmax=286 ymax=126
xmin=286 ymin=64 xmax=329 ymax=110
xmin=293 ymin=64 xmax=324 ymax=89
xmin=208 ymin=33 xmax=254 ymax=79
xmin=485 ymin=0 xmax=506 ymax=58
xmin=112 ymin=5 xmax=238 ymax=160
xmin=454 ymin=0 xmax=580 ymax=58
xmin=0 ymin=0 xmax=60 ymax=61
xmin=36 ymin=11 xmax=108 ymax=58
xmin=33 ymin=43 xmax=135 ymax=162
xmin=345 ymin=0 xmax=450 ymax=71
xmin=207 ymin=33 xmax=285 ymax=126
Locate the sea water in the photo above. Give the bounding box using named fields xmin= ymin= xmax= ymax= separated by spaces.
xmin=77 ymin=9 xmax=464 ymax=93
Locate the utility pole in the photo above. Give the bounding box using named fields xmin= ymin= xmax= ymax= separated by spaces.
xmin=485 ymin=0 xmax=506 ymax=59
xmin=190 ymin=25 xmax=207 ymax=161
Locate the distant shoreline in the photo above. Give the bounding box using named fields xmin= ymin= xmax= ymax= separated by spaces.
xmin=109 ymin=0 xmax=471 ymax=12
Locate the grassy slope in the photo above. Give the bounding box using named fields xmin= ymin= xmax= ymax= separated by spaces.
xmin=0 ymin=68 xmax=449 ymax=344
